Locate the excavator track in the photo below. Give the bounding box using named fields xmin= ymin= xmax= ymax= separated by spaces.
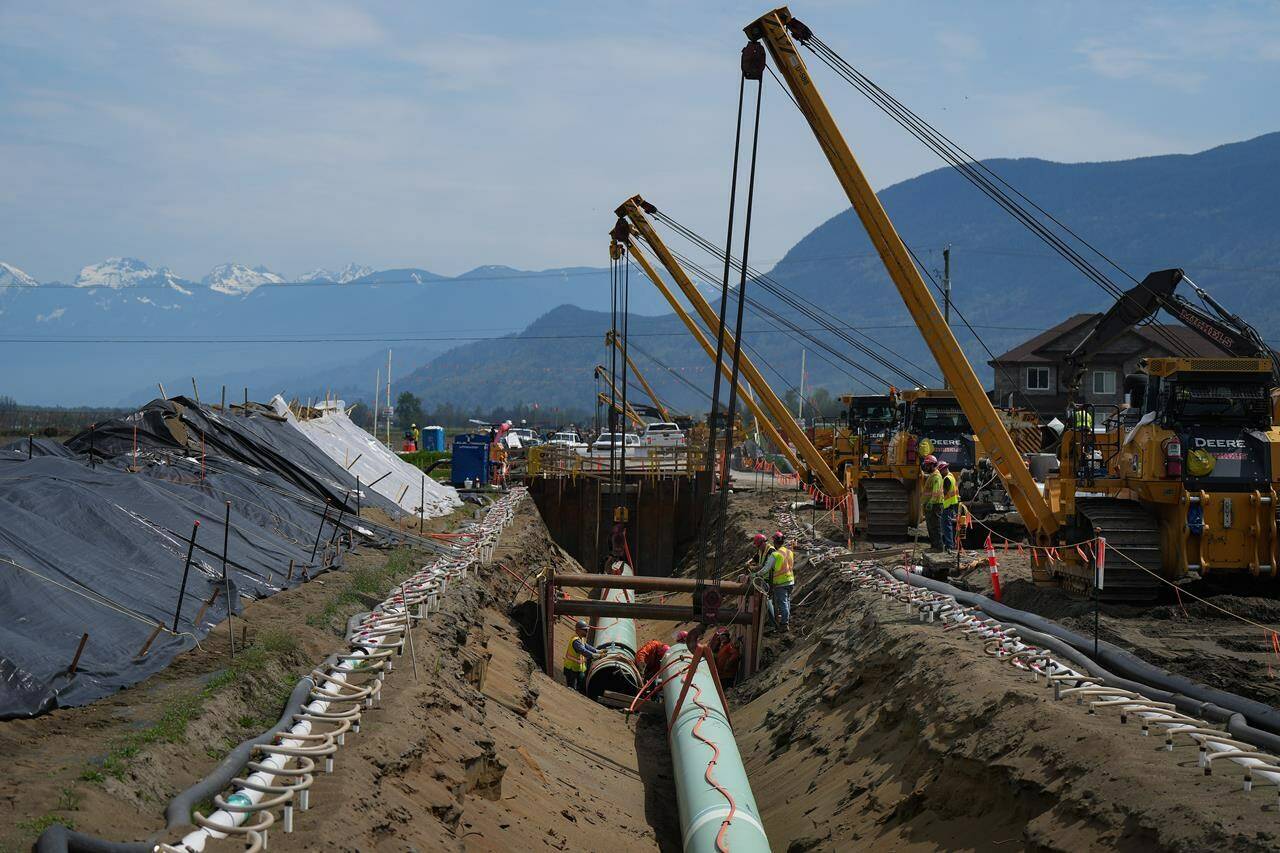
xmin=1059 ymin=497 xmax=1164 ymax=603
xmin=863 ymin=479 xmax=911 ymax=540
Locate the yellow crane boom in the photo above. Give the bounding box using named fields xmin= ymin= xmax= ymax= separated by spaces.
xmin=594 ymin=365 xmax=646 ymax=429
xmin=746 ymin=7 xmax=1057 ymax=535
xmin=626 ymin=238 xmax=804 ymax=474
xmin=605 ymin=330 xmax=672 ymax=422
xmin=619 ymin=195 xmax=846 ymax=497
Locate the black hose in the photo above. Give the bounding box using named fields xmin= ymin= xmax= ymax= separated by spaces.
xmin=887 ymin=567 xmax=1280 ymax=736
xmin=164 ymin=675 xmax=315 ymax=827
xmin=34 ymin=825 xmax=151 ymax=853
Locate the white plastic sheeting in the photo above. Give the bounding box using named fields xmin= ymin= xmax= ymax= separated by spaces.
xmin=271 ymin=396 xmax=460 ymax=518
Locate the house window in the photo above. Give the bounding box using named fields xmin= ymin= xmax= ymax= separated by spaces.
xmin=1025 ymin=366 xmax=1051 ymax=392
xmin=1092 ymin=370 xmax=1116 ymax=396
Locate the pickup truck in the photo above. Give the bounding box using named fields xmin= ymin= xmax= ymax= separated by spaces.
xmin=640 ymin=422 xmax=686 ymax=447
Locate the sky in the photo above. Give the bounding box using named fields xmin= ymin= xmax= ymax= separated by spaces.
xmin=2 ymin=1 xmax=1278 ymax=284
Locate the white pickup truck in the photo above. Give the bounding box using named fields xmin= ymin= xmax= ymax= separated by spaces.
xmin=640 ymin=422 xmax=686 ymax=448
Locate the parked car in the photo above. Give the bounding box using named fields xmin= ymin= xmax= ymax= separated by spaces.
xmin=510 ymin=428 xmax=541 ymax=447
xmin=548 ymin=431 xmax=586 ymax=448
xmin=640 ymin=422 xmax=686 ymax=447
xmin=590 ymin=432 xmax=641 ymax=454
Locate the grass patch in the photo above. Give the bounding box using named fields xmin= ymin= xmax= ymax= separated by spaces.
xmin=305 ymin=547 xmax=419 ymax=631
xmin=16 ymin=813 xmax=75 ymax=837
xmin=84 ymin=627 xmax=305 ymax=784
xmin=398 ymin=449 xmax=452 ymax=483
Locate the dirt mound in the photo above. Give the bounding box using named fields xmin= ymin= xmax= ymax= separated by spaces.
xmin=708 ymin=494 xmax=1280 ymax=851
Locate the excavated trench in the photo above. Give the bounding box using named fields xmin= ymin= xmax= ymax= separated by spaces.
xmin=702 ymin=493 xmax=1280 ymax=852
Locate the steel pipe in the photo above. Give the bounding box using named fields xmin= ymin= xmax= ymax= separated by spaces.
xmin=584 ymin=565 xmax=640 ymax=699
xmin=556 ymin=599 xmax=753 ymax=624
xmin=553 ymin=574 xmax=748 ymax=594
xmin=660 ymin=643 xmax=769 ymax=852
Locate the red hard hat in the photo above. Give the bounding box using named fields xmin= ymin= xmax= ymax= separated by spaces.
xmin=772 ymin=531 xmax=785 ymax=544
xmin=752 ymin=533 xmax=767 ymax=545
xmin=937 ymin=460 xmax=949 ymax=470
xmin=660 ymin=643 xmax=670 ymax=655
xmin=922 ymin=454 xmax=937 ymax=466
xmin=675 ymin=630 xmax=688 ymax=642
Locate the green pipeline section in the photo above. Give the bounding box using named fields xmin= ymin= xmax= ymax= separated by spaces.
xmin=584 ymin=563 xmax=640 ymax=698
xmin=660 ymin=643 xmax=769 ymax=852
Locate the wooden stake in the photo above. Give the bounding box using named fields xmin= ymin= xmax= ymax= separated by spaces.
xmin=68 ymin=632 xmax=89 ymax=674
xmin=172 ymin=521 xmax=201 ymax=632
xmin=191 ymin=377 xmax=200 ymax=404
xmin=137 ymin=623 xmax=164 ymax=658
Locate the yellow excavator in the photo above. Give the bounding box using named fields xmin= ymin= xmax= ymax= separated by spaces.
xmin=749 ymin=6 xmax=1280 ymax=599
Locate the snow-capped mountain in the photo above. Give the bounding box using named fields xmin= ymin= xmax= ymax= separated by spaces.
xmin=0 ymin=261 xmax=38 ymax=289
xmin=75 ymin=257 xmax=193 ymax=295
xmin=202 ymin=263 xmax=284 ymax=296
xmin=298 ymin=263 xmax=373 ymax=284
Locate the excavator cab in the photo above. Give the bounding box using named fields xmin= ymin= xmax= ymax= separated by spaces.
xmin=901 ymin=389 xmax=975 ymax=473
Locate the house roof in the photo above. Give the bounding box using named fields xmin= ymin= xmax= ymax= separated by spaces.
xmin=990 ymin=312 xmax=1230 ymax=365
xmin=990 ymin=314 xmax=1096 ymax=364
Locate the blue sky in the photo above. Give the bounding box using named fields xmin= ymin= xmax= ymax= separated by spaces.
xmin=2 ymin=1 xmax=1278 ymax=283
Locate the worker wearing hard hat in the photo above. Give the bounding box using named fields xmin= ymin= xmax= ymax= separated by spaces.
xmin=756 ymin=531 xmax=796 ymax=632
xmin=411 ymin=423 xmax=420 ymax=450
xmin=750 ymin=531 xmax=774 ymax=572
xmin=562 ymin=620 xmax=601 ymax=695
xmin=635 ymin=638 xmax=671 ymax=682
xmin=922 ymin=455 xmax=944 ymax=552
xmin=938 ymin=460 xmax=959 ymax=552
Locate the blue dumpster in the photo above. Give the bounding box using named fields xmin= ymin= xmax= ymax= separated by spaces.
xmin=423 ymin=426 xmax=446 ymax=452
xmin=451 ymin=432 xmax=490 ymax=486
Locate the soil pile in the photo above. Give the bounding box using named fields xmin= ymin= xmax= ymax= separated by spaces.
xmin=719 ymin=492 xmax=1280 ymax=851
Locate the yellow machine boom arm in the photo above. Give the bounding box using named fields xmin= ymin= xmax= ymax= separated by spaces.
xmin=626 ymin=239 xmax=804 ymax=474
xmin=605 ymin=330 xmax=672 ymax=422
xmin=747 ymin=7 xmax=1057 ymax=534
xmin=621 ymin=195 xmax=846 ymax=497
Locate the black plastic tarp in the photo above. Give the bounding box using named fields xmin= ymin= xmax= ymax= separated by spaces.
xmin=0 ymin=396 xmax=421 ymax=718
xmin=0 ymin=453 xmax=349 ymax=718
xmin=64 ymin=397 xmax=403 ymax=519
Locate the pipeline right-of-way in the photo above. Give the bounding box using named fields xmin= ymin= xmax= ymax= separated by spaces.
xmin=661 ymin=643 xmax=769 ymax=853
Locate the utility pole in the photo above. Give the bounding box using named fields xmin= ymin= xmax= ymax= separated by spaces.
xmin=385 ymin=349 xmax=392 ymax=448
xmin=797 ymin=349 xmax=806 ymax=421
xmin=942 ymin=246 xmax=951 ymax=389
xmin=942 ymin=245 xmax=952 ymax=326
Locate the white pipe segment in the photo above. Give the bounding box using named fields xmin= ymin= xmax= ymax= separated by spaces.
xmin=165 ymin=488 xmax=525 ymax=852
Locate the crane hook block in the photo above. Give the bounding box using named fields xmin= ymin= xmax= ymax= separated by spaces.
xmin=609 ymin=218 xmax=630 ymax=244
xmin=786 ymin=17 xmax=813 ymax=44
xmin=741 ymin=41 xmax=766 ymax=80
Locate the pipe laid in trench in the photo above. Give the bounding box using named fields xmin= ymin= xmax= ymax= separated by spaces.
xmin=660 ymin=643 xmax=769 ymax=853
xmin=584 ymin=564 xmax=640 ymax=700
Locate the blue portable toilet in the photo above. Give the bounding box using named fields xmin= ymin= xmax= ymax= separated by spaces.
xmin=451 ymin=432 xmax=490 ymax=486
xmin=423 ymin=425 xmax=446 ymax=452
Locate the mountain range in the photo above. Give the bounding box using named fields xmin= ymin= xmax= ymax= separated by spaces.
xmin=396 ymin=131 xmax=1280 ymax=416
xmin=0 ymin=257 xmax=669 ymax=406
xmin=3 ymin=131 xmax=1279 ymax=414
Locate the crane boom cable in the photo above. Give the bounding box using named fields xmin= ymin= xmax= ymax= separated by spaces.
xmin=799 ymin=35 xmax=1196 ymax=359
xmin=655 ymin=210 xmax=935 ymax=386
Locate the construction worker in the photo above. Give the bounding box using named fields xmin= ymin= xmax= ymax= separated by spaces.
xmin=758 ymin=531 xmax=795 ymax=632
xmin=635 ymin=639 xmax=670 ymax=682
xmin=922 ymin=455 xmax=944 ymax=551
xmin=411 ymin=423 xmax=421 ymax=449
xmin=714 ymin=630 xmax=742 ymax=688
xmin=750 ymin=532 xmax=773 ymax=571
xmin=939 ymin=460 xmax=959 ymax=552
xmin=562 ymin=620 xmax=600 ymax=695
xmin=1072 ymin=405 xmax=1093 ymax=431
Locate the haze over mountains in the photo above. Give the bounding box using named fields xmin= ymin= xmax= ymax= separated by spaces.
xmin=3 ymin=132 xmax=1279 ymax=412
